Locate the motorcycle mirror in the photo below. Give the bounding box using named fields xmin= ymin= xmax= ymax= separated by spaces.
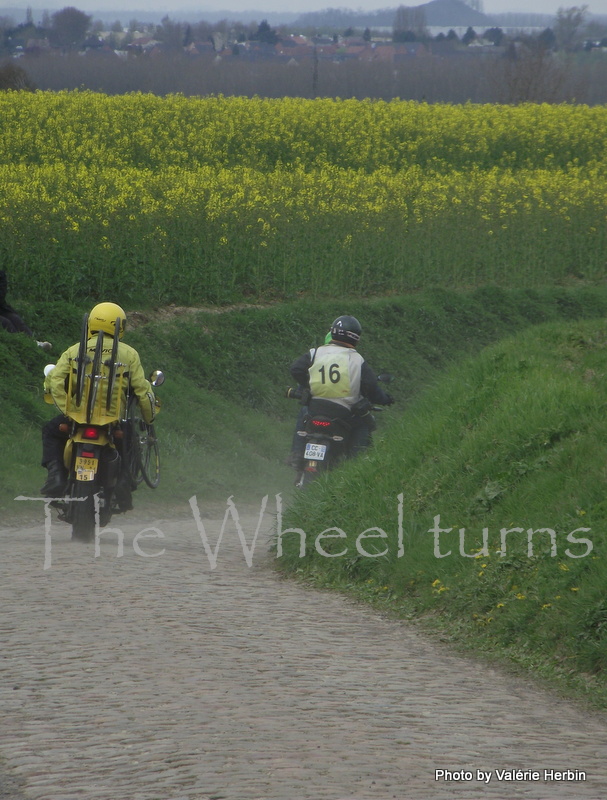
xmin=44 ymin=364 xmax=56 ymax=377
xmin=377 ymin=372 xmax=394 ymax=383
xmin=150 ymin=370 xmax=165 ymax=387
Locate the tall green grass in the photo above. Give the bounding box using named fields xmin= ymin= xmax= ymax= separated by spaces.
xmin=276 ymin=318 xmax=607 ymax=701
xmin=2 ymin=163 xmax=606 ymax=306
xmin=4 ymin=285 xmax=607 ymax=521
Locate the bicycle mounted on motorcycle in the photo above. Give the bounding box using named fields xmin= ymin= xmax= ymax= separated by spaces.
xmin=42 ymin=305 xmax=163 ymax=541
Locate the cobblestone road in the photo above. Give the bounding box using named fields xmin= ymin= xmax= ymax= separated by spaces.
xmin=1 ymin=503 xmax=606 ymax=800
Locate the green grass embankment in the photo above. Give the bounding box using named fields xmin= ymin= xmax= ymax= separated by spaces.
xmin=276 ymin=317 xmax=607 ymax=705
xmin=3 ymin=285 xmax=607 ymax=535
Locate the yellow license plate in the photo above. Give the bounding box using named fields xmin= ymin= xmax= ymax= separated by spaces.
xmin=75 ymin=455 xmax=98 ymax=481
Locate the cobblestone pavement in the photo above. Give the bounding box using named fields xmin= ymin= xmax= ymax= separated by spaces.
xmin=1 ymin=503 xmax=606 ymax=800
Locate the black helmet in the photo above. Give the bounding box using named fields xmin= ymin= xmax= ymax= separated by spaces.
xmin=330 ymin=315 xmax=362 ymax=346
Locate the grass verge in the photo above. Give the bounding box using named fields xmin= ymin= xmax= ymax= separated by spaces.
xmin=4 ymin=284 xmax=607 ymax=521
xmin=275 ymin=318 xmax=607 ymax=707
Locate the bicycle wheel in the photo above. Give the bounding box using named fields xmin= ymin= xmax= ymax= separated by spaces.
xmin=139 ymin=422 xmax=160 ymax=489
xmin=125 ymin=395 xmax=144 ymax=486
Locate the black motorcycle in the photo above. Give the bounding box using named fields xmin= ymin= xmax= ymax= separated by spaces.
xmin=286 ymin=373 xmax=393 ymax=488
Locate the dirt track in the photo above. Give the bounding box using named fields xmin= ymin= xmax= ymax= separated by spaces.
xmin=1 ymin=503 xmax=606 ymax=800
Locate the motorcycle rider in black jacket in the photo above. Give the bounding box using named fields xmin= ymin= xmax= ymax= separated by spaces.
xmin=289 ymin=315 xmax=393 ymax=462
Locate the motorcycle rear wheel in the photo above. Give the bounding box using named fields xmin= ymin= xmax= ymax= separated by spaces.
xmin=71 ymin=482 xmax=96 ymax=542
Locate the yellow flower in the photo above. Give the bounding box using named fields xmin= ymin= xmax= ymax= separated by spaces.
xmin=542 ymin=603 xmax=552 ymax=609
xmin=515 ymin=593 xmax=526 ymax=600
xmin=432 ymin=579 xmax=441 ymax=587
xmin=496 ymin=603 xmax=504 ymax=608
xmin=570 ymin=587 xmax=579 ymax=592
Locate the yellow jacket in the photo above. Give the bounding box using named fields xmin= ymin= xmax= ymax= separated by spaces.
xmin=48 ymin=334 xmax=155 ymax=424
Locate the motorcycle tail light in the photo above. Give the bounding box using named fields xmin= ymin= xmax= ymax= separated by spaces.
xmin=83 ymin=427 xmax=100 ymax=440
xmin=82 ymin=450 xmax=95 ymax=458
xmin=312 ymin=419 xmax=331 ymax=427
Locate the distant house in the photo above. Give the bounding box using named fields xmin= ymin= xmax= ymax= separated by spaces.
xmin=394 ymin=42 xmax=428 ymax=59
xmin=371 ymin=44 xmax=396 ymax=62
xmin=83 ymin=35 xmax=105 ymax=51
xmin=275 ymin=42 xmax=315 ymax=59
xmin=24 ymin=38 xmax=50 ymax=55
xmin=341 ymin=44 xmax=369 ymax=60
xmin=185 ymin=41 xmax=215 ymax=56
xmin=126 ymin=38 xmax=164 ymax=56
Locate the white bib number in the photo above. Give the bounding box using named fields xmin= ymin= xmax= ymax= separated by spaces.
xmin=309 ymin=350 xmax=351 ymax=399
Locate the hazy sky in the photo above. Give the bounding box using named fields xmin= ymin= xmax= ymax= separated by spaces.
xmin=10 ymin=0 xmax=607 ymax=19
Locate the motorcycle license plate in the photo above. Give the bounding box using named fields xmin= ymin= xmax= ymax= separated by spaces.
xmin=75 ymin=455 xmax=98 ymax=482
xmin=304 ymin=443 xmax=326 ymax=461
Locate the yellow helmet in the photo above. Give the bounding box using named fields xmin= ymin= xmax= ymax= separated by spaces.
xmin=88 ymin=302 xmax=126 ymax=339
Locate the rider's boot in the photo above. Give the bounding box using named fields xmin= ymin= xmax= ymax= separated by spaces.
xmin=40 ymin=461 xmax=66 ymax=497
xmin=285 ymin=451 xmax=303 ymax=469
xmin=113 ymin=474 xmax=133 ymax=512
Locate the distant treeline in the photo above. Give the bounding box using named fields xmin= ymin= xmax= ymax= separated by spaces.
xmin=11 ymin=49 xmax=607 ymax=106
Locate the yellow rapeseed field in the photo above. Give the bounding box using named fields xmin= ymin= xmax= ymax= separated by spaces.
xmin=1 ymin=92 xmax=605 ymax=303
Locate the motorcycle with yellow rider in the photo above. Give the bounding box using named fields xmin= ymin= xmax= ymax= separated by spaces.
xmin=41 ymin=302 xmax=163 ymax=541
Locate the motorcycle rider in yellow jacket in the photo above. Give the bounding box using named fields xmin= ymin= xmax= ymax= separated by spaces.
xmin=41 ymin=302 xmax=155 ymax=501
